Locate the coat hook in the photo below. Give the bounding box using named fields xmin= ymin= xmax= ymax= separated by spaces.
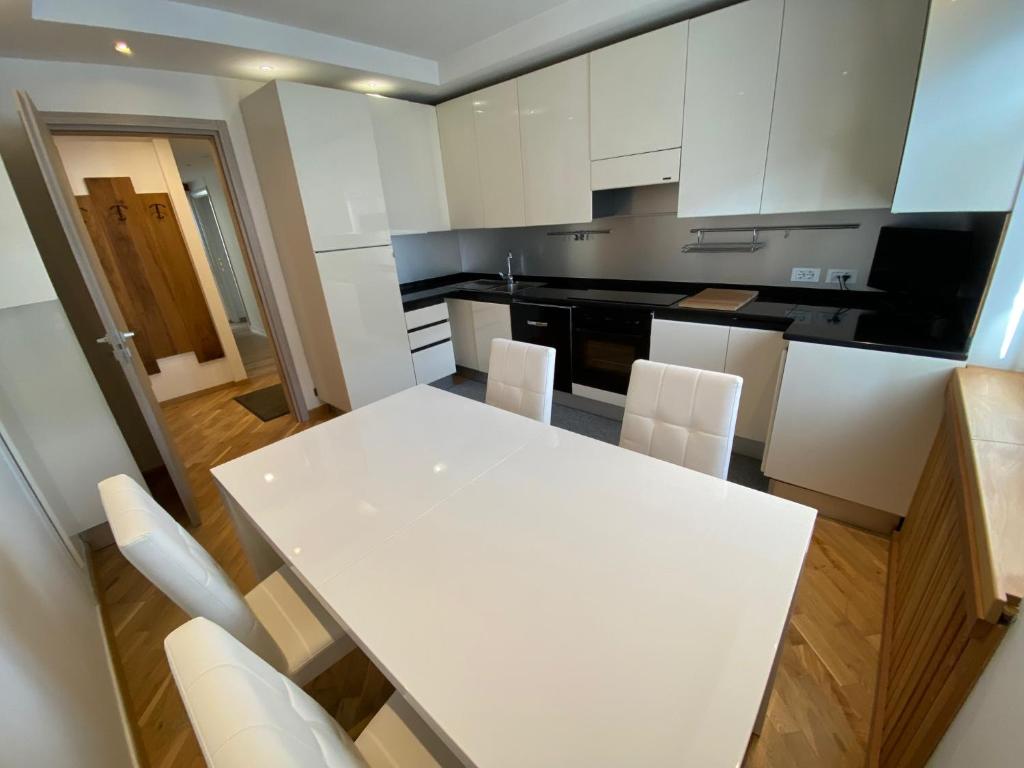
xmin=109 ymin=202 xmax=128 ymax=222
xmin=148 ymin=202 xmax=167 ymax=220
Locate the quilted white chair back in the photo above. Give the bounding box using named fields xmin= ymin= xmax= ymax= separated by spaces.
xmin=485 ymin=338 xmax=556 ymax=424
xmin=165 ymin=617 xmax=366 ymax=768
xmin=620 ymin=360 xmax=742 ymax=479
xmin=99 ymin=474 xmax=286 ymax=672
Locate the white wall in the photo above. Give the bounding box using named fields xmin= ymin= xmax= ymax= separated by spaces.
xmin=0 ymin=432 xmax=134 ymax=767
xmin=0 ymin=156 xmax=143 ymax=535
xmin=0 ymin=56 xmax=318 ymax=408
xmin=55 ymin=134 xmax=248 ymax=401
xmin=928 ymin=619 xmax=1024 ymax=767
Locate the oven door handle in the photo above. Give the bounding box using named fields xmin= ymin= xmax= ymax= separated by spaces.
xmin=526 ymin=320 xmax=549 ymax=328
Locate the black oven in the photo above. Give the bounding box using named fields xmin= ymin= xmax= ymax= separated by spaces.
xmin=572 ymin=305 xmax=652 ymax=395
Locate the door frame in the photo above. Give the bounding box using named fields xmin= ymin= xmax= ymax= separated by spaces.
xmin=40 ymin=110 xmax=308 ymax=422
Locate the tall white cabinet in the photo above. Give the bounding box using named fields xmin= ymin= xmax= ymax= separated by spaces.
xmin=760 ymin=0 xmax=929 ymax=213
xmin=241 ymin=81 xmax=414 ymax=412
xmin=473 ymin=81 xmax=527 ymax=228
xmin=367 ymin=96 xmax=450 ymax=234
xmin=436 ymin=94 xmax=485 ymax=229
xmin=678 ymin=0 xmax=783 ymax=217
xmin=518 ymin=56 xmax=592 ymax=226
xmin=893 ymin=0 xmax=1024 ymax=213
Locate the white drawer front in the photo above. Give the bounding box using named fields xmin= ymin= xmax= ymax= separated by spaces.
xmin=591 ymin=148 xmax=680 ymax=191
xmin=409 ymin=321 xmax=451 ymax=351
xmin=412 ymin=341 xmax=456 ymax=384
xmin=405 ymin=301 xmax=449 ymax=330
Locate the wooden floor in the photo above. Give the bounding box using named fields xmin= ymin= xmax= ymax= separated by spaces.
xmin=92 ymin=374 xmax=889 ymax=767
xmin=232 ymin=326 xmax=277 ymax=378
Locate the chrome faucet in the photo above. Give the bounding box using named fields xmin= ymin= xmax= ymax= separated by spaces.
xmin=498 ymin=251 xmax=515 ymax=290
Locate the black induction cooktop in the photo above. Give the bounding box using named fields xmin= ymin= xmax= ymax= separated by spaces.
xmin=516 ymin=286 xmax=685 ymax=307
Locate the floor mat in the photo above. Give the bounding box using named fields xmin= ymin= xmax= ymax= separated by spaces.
xmin=234 ymin=383 xmax=289 ymax=421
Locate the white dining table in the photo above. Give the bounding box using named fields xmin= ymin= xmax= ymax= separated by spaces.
xmin=212 ymin=384 xmax=816 ymax=768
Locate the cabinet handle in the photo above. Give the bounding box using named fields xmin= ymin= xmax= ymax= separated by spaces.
xmin=526 ymin=321 xmax=548 ymax=327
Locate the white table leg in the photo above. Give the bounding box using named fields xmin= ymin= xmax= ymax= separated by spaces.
xmin=219 ymin=486 xmax=283 ymax=581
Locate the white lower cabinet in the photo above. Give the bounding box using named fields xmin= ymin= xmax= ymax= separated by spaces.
xmin=446 ymin=299 xmax=479 ymax=370
xmin=649 ymin=319 xmax=783 ymax=443
xmin=762 ymin=342 xmax=963 ymax=516
xmin=412 ymin=343 xmax=456 ymax=385
xmin=445 ymin=299 xmax=512 ymax=373
xmin=404 ymin=301 xmax=455 ymax=384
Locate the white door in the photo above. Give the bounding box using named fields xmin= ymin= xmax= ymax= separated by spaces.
xmin=473 ymin=81 xmax=527 ymax=228
xmin=649 ymin=319 xmax=729 ymax=372
xmin=723 ymin=327 xmax=786 ymax=443
xmin=519 ymin=56 xmax=592 ymax=226
xmin=471 ymin=301 xmax=512 ymax=373
xmin=437 ymin=94 xmax=485 ymax=229
xmin=315 ymin=245 xmax=415 ymax=409
xmin=678 ymin=0 xmax=783 ymax=217
xmin=760 ymin=0 xmax=929 ymax=213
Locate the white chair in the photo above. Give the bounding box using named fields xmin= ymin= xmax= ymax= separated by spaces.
xmin=484 ymin=338 xmax=556 ymax=424
xmin=99 ymin=474 xmax=353 ymax=686
xmin=619 ymin=359 xmax=742 ymax=479
xmin=165 ymin=617 xmax=462 ymax=768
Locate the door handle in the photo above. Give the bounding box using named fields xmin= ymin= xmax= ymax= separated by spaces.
xmin=97 ymin=330 xmax=135 ymax=344
xmin=526 ymin=321 xmax=548 ymax=327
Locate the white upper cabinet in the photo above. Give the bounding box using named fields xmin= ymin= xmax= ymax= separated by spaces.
xmin=518 ymin=55 xmax=592 ymax=226
xmin=436 ymin=94 xmax=485 ymax=229
xmin=472 ymin=81 xmax=527 ymax=228
xmin=275 ymin=81 xmax=390 ymax=251
xmin=760 ymin=0 xmax=929 ymax=214
xmin=368 ymin=96 xmax=450 ymax=235
xmin=893 ymin=0 xmax=1024 ymax=213
xmin=590 ymin=22 xmax=687 ymax=162
xmin=678 ymin=0 xmax=783 ymax=218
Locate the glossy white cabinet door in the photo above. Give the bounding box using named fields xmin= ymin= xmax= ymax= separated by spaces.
xmin=763 ymin=342 xmax=962 ymax=515
xmin=589 ymin=22 xmax=687 ymax=161
xmin=446 ymin=298 xmax=478 ymax=369
xmin=314 ymin=246 xmax=415 ymax=410
xmin=436 ymin=95 xmax=484 ymax=229
xmin=893 ymin=0 xmax=1024 ymax=213
xmin=678 ymin=0 xmax=783 ymax=217
xmin=723 ymin=327 xmax=785 ymax=443
xmin=368 ymin=96 xmax=451 ymax=234
xmin=760 ymin=0 xmax=929 ymax=213
xmin=471 ymin=302 xmax=511 ymax=373
xmin=649 ymin=319 xmax=729 ymax=372
xmin=277 ymin=82 xmax=391 ymax=251
xmin=472 ymin=81 xmax=527 ymax=228
xmin=518 ymin=56 xmax=592 ymax=226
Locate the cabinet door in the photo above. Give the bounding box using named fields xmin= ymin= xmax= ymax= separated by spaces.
xmin=472 ymin=81 xmax=526 ymax=228
xmin=436 ymin=95 xmax=484 ymax=229
xmin=446 ymin=299 xmax=478 ymax=370
xmin=277 ymin=82 xmax=390 ymax=251
xmin=368 ymin=96 xmax=450 ymax=234
xmin=518 ymin=56 xmax=592 ymax=226
xmin=678 ymin=0 xmax=783 ymax=217
xmin=649 ymin=319 xmax=729 ymax=372
xmin=892 ymin=0 xmax=1024 ymax=213
xmin=760 ymin=0 xmax=929 ymax=213
xmin=763 ymin=342 xmax=962 ymax=515
xmin=589 ymin=22 xmax=687 ymax=161
xmin=314 ymin=245 xmax=415 ymax=410
xmin=472 ymin=301 xmax=512 ymax=373
xmin=723 ymin=327 xmax=785 ymax=443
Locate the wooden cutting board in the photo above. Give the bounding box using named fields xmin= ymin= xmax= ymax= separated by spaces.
xmin=677 ymin=288 xmax=759 ymax=311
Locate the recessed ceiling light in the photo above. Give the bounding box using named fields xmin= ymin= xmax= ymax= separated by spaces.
xmin=114 ymin=41 xmax=132 ymax=55
xmin=366 ymin=81 xmax=380 ymax=89
xmin=259 ymin=64 xmax=274 ymax=72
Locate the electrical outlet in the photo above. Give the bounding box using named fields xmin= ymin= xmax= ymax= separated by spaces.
xmin=826 ymin=269 xmax=858 ymax=286
xmin=791 ymin=267 xmax=821 ymax=283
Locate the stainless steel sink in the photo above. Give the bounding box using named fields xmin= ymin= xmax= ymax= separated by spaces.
xmin=458 ymin=280 xmax=546 ymax=295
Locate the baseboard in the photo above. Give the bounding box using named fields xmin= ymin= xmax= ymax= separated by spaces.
xmin=768 ymin=479 xmax=900 ymax=535
xmin=732 ymin=436 xmax=765 ymax=461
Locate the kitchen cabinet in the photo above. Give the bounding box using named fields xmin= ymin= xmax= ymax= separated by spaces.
xmin=650 ymin=319 xmax=729 ymax=373
xmin=760 ymin=0 xmax=929 ymax=213
xmin=367 ymin=96 xmax=450 ymax=234
xmin=445 ymin=298 xmax=512 ymax=373
xmin=589 ymin=22 xmax=687 ymax=187
xmin=436 ymin=94 xmax=484 ymax=229
xmin=762 ymin=342 xmax=963 ymax=516
xmin=723 ymin=327 xmax=785 ymax=443
xmin=472 ymin=81 xmax=527 ymax=227
xmin=678 ymin=0 xmax=783 ymax=217
xmin=518 ymin=56 xmax=592 ymax=226
xmin=892 ymin=0 xmax=1024 ymax=213
xmin=446 ymin=299 xmax=478 ymax=369
xmin=271 ymin=81 xmax=390 ymax=251
xmin=404 ymin=302 xmax=456 ymax=384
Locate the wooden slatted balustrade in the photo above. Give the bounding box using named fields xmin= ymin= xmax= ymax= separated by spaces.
xmin=869 ymin=366 xmax=1024 ymax=767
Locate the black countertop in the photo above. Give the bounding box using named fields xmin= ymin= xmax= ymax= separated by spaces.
xmin=401 ymin=273 xmax=975 ymax=360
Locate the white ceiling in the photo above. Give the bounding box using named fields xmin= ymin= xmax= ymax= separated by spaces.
xmin=1 ymin=0 xmax=730 ymax=101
